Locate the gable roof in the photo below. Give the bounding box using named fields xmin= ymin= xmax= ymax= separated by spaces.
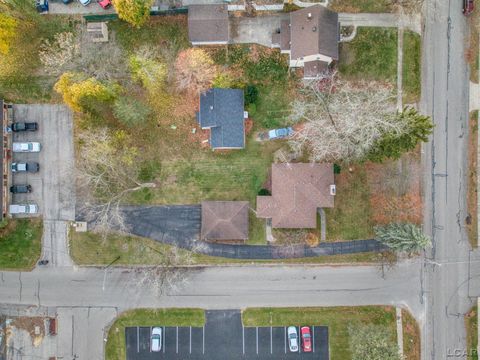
xmin=188 ymin=4 xmax=229 ymax=44
xmin=198 ymin=88 xmax=245 ymax=149
xmin=290 ymin=5 xmax=339 ymax=60
xmin=256 ymin=163 xmax=334 ymax=228
xmin=304 ymin=59 xmax=329 ymax=78
xmin=201 ymin=201 xmax=249 ymax=241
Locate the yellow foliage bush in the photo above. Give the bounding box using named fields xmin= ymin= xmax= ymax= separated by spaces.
xmin=111 ymin=0 xmax=155 ymax=27
xmin=54 ymin=72 xmax=118 ymax=112
xmin=0 ymin=13 xmax=18 ymax=54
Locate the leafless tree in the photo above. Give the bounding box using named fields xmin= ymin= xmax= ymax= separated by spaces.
xmin=132 ymin=242 xmax=207 ymax=295
xmin=76 ymin=128 xmax=156 ymax=237
xmin=289 ymin=72 xmax=401 ymax=162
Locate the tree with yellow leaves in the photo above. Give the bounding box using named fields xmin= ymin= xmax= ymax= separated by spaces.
xmin=54 ymin=72 xmax=118 ymax=112
xmin=112 ymin=0 xmax=155 ymax=27
xmin=0 ymin=14 xmax=18 ymax=55
xmin=175 ymin=48 xmax=216 ymax=94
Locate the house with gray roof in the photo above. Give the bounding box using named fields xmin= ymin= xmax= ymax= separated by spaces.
xmin=188 ymin=4 xmax=229 ymax=45
xmin=197 ymin=88 xmax=246 ymax=150
xmin=272 ymin=5 xmax=339 ymax=79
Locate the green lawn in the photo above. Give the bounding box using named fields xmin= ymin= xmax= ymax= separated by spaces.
xmin=0 ymin=219 xmax=43 ymax=270
xmin=242 ymin=306 xmax=398 ymax=360
xmin=339 ymin=27 xmax=398 ymax=83
xmin=248 ymin=211 xmax=267 ymax=245
xmin=403 ymin=31 xmax=421 ymax=103
xmin=325 ymin=167 xmax=374 ymax=241
xmin=106 ymin=308 xmax=205 ymax=360
xmin=329 ymin=0 xmax=392 ymax=12
xmin=70 ymin=231 xmax=382 ymax=265
xmin=465 ymin=305 xmax=478 ymax=360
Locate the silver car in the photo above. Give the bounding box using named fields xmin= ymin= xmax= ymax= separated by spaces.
xmin=287 ymin=326 xmax=298 ymax=352
xmin=151 ymin=327 xmax=162 ymax=352
xmin=9 ymin=204 xmax=38 ymax=214
xmin=12 ymin=142 xmax=41 ymax=153
xmin=78 ymin=0 xmax=91 ymax=5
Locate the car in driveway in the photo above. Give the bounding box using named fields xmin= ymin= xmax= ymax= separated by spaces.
xmin=78 ymin=0 xmax=91 ymax=5
xmin=300 ymin=326 xmax=312 ymax=352
xmin=35 ymin=0 xmax=48 ymax=13
xmin=11 ymin=122 xmax=38 ymax=132
xmin=287 ymin=326 xmax=298 ymax=352
xmin=268 ymin=127 xmax=294 ymax=140
xmin=98 ymin=0 xmax=112 ymax=8
xmin=12 ymin=142 xmax=41 ymax=153
xmin=463 ymin=0 xmax=474 ymax=14
xmin=151 ymin=327 xmax=162 ymax=352
xmin=10 ymin=185 xmax=32 ymax=194
xmin=11 ymin=162 xmax=40 ymax=173
xmin=9 ymin=204 xmax=38 ymax=214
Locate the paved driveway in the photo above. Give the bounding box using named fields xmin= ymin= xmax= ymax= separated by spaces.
xmin=125 ymin=310 xmax=329 ymax=360
xmin=229 ymin=14 xmax=288 ymax=47
xmin=12 ymin=105 xmax=75 ymax=267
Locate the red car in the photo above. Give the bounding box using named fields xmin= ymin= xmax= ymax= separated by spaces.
xmin=463 ymin=0 xmax=474 ymax=15
xmin=98 ymin=0 xmax=111 ymax=9
xmin=301 ymin=326 xmax=312 ymax=352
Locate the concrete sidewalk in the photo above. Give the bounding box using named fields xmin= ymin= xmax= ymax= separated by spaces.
xmin=339 ymin=13 xmax=421 ymax=34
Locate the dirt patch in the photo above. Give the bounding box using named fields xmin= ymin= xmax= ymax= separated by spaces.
xmin=366 ymin=150 xmax=423 ymax=225
xmin=10 ymin=317 xmax=45 ymax=347
xmin=467 ymin=111 xmax=478 ymax=248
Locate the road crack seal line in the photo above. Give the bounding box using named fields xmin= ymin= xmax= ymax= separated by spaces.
xmin=18 ymin=272 xmax=22 ymax=303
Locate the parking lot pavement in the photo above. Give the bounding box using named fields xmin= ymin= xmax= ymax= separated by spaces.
xmin=125 ymin=310 xmax=329 ymax=360
xmin=12 ymin=105 xmax=75 ymax=266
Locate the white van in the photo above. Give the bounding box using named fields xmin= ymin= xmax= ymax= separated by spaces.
xmin=9 ymin=204 xmax=38 ymax=214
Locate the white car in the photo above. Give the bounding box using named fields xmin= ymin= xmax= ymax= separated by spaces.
xmin=78 ymin=0 xmax=91 ymax=5
xmin=12 ymin=142 xmax=41 ymax=153
xmin=287 ymin=326 xmax=298 ymax=352
xmin=9 ymin=204 xmax=38 ymax=215
xmin=151 ymin=327 xmax=162 ymax=352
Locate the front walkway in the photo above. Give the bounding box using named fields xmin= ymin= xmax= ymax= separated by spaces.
xmin=120 ymin=206 xmax=385 ymax=259
xmin=339 ymin=13 xmax=421 ymax=34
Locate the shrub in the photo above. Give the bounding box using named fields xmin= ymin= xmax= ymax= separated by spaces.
xmin=333 ymin=163 xmax=341 ymax=174
xmin=258 ymin=188 xmax=271 ymax=196
xmin=245 ymin=85 xmax=259 ymax=105
xmin=113 ymin=97 xmax=151 ymax=127
xmin=111 ymin=0 xmax=155 ymax=27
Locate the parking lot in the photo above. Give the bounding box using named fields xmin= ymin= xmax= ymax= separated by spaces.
xmin=11 ymin=105 xmax=75 ymax=266
xmin=125 ymin=310 xmax=329 ymax=360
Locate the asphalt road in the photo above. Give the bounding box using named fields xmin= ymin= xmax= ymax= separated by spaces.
xmin=420 ymin=0 xmax=479 ymax=358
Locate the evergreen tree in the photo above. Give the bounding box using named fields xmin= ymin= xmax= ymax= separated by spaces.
xmin=368 ymin=107 xmax=433 ymax=162
xmin=374 ymin=223 xmax=431 ymax=253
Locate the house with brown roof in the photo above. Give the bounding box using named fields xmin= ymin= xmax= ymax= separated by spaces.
xmin=272 ymin=5 xmax=339 ymax=79
xmin=256 ymin=163 xmax=335 ymax=228
xmin=188 ymin=4 xmax=229 ymax=45
xmin=201 ymin=201 xmax=249 ymax=242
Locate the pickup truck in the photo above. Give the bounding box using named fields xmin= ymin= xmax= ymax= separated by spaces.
xmin=10 ymin=185 xmax=32 ymax=194
xmin=11 ymin=122 xmax=38 ymax=132
xmin=12 ymin=142 xmax=41 ymax=153
xmin=11 ymin=162 xmax=40 ymax=173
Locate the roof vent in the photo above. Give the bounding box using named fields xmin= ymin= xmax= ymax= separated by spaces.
xmin=312 ymin=26 xmax=317 ymax=32
xmin=307 ymin=12 xmax=312 ymax=19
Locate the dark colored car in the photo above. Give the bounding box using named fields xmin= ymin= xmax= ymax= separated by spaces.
xmin=98 ymin=0 xmax=112 ymax=9
xmin=463 ymin=0 xmax=474 ymax=15
xmin=10 ymin=185 xmax=32 ymax=194
xmin=62 ymin=0 xmax=73 ymax=3
xmin=300 ymin=326 xmax=312 ymax=352
xmin=35 ymin=0 xmax=49 ymax=13
xmin=11 ymin=162 xmax=40 ymax=173
xmin=11 ymin=122 xmax=38 ymax=132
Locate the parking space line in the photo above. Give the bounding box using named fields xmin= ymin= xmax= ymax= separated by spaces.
xmin=270 ymin=326 xmax=273 ymax=354
xmin=176 ymin=326 xmax=179 ymax=354
xmin=189 ymin=326 xmax=192 ymax=354
xmin=202 ymin=326 xmax=205 ymax=354
xmin=242 ymin=326 xmax=245 ymax=354
xmin=312 ymin=326 xmax=315 ymax=353
xmin=298 ymin=326 xmax=301 ymax=353
xmin=284 ymin=327 xmax=286 ymax=354
xmin=137 ymin=327 xmax=139 ymax=353
xmin=256 ymin=327 xmax=258 ymax=355
xmin=163 ymin=326 xmax=165 ymax=353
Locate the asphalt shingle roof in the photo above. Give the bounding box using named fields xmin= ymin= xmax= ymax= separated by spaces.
xmin=201 ymin=201 xmax=249 ymax=241
xmin=198 ymin=88 xmax=245 ymax=149
xmin=188 ymin=4 xmax=229 ymax=43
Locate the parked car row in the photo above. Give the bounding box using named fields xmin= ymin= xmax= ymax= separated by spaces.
xmin=288 ymin=326 xmax=312 ymax=353
xmin=9 ymin=122 xmax=40 ymax=215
